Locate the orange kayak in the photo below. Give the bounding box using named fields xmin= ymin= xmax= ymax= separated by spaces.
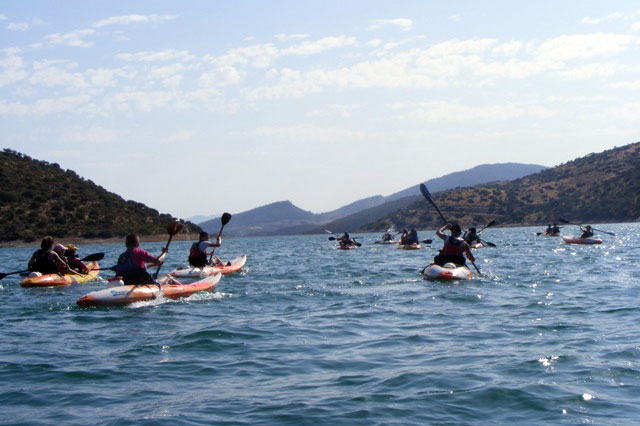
xmin=170 ymin=255 xmax=247 ymax=278
xmin=76 ymin=273 xmax=221 ymax=307
xmin=21 ymin=262 xmax=100 ymax=288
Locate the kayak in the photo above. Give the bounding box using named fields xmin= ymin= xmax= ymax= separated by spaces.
xmin=169 ymin=255 xmax=247 ymax=278
xmin=338 ymin=245 xmax=356 ymax=250
xmin=76 ymin=273 xmax=222 ymax=307
xmin=21 ymin=262 xmax=100 ymax=288
xmin=543 ymin=232 xmax=561 ymax=237
xmin=398 ymin=243 xmax=422 ymax=250
xmin=376 ymin=240 xmax=396 ymax=245
xmin=422 ymin=263 xmax=473 ymax=281
xmin=562 ymin=237 xmax=603 ymax=245
xmin=470 ymin=241 xmax=484 ymax=249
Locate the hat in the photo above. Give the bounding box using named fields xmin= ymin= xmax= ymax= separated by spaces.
xmin=66 ymin=243 xmax=78 ymax=251
xmin=53 ymin=243 xmax=67 ymax=252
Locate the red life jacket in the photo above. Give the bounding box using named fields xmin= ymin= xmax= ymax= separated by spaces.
xmin=188 ymin=242 xmax=207 ymax=266
xmin=441 ymin=236 xmax=466 ymax=256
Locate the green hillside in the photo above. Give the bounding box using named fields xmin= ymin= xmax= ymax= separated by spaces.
xmin=362 ymin=142 xmax=640 ymax=231
xmin=0 ymin=149 xmax=200 ymax=242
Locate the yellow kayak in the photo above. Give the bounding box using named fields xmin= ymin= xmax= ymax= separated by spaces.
xmin=21 ymin=262 xmax=101 ymax=288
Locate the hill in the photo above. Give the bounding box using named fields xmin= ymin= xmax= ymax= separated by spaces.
xmin=199 ymin=162 xmax=546 ymax=236
xmin=199 ymin=201 xmax=318 ymax=236
xmin=362 ymin=142 xmax=640 ymax=231
xmin=0 ymin=149 xmax=201 ymax=242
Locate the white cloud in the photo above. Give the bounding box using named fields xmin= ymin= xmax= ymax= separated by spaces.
xmin=536 ymin=33 xmax=636 ymax=62
xmin=0 ymin=48 xmax=27 ymax=88
xmin=0 ymin=100 xmax=29 ymax=115
xmin=609 ymin=80 xmax=640 ymax=89
xmin=7 ymin=22 xmax=29 ymax=31
xmin=308 ymin=104 xmax=360 ymax=118
xmin=557 ymin=62 xmax=618 ymax=80
xmin=30 ymin=60 xmax=88 ymax=89
xmin=45 ymin=29 xmax=95 ymax=47
xmin=368 ymin=18 xmax=413 ymax=32
xmin=158 ymin=128 xmax=198 ymax=144
xmin=64 ymin=126 xmax=129 ymax=144
xmin=34 ymin=94 xmax=91 ymax=115
xmin=492 ymin=41 xmax=523 ymax=56
xmin=106 ymin=90 xmax=178 ymax=113
xmin=632 ymin=21 xmax=640 ymax=32
xmin=281 ymin=36 xmax=357 ymax=56
xmin=582 ymin=12 xmax=624 ymax=25
xmin=116 ymin=49 xmax=195 ymax=63
xmin=93 ymin=14 xmax=178 ymax=28
xmin=0 ymin=14 xmax=7 ymax=20
xmin=204 ymin=43 xmax=279 ymax=69
xmin=393 ymin=100 xmax=553 ymax=122
xmin=274 ymin=33 xmax=309 ymax=42
xmin=251 ymin=124 xmax=368 ymax=143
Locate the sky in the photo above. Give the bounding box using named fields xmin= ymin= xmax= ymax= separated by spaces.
xmin=2 ymin=1 xmax=640 ymax=219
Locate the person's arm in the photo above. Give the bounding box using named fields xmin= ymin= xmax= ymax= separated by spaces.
xmin=464 ymin=245 xmax=475 ymax=263
xmin=27 ymin=252 xmax=37 ymax=269
xmin=436 ymin=224 xmax=450 ymax=241
xmin=52 ymin=252 xmax=79 ymax=275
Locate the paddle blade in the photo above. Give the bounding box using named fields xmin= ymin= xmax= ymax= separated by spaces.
xmin=485 ymin=241 xmax=497 ymax=248
xmin=328 ymin=237 xmax=337 ymax=240
xmin=355 ymin=242 xmax=362 ymax=247
xmin=0 ymin=273 xmax=9 ymax=280
xmin=419 ymin=184 xmax=433 ymax=202
xmin=486 ymin=220 xmax=497 ymax=228
xmin=221 ymin=212 xmax=232 ymax=226
xmin=559 ymin=218 xmax=571 ymax=224
xmin=324 ymin=229 xmax=333 ymax=234
xmin=167 ymin=221 xmax=184 ymax=236
xmin=81 ymin=252 xmax=105 ymax=262
xmin=421 ymin=239 xmax=433 ymax=244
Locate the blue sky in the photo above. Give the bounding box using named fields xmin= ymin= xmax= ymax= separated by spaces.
xmin=2 ymin=1 xmax=640 ymax=218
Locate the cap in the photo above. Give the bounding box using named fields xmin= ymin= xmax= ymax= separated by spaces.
xmin=66 ymin=243 xmax=78 ymax=251
xmin=53 ymin=243 xmax=67 ymax=252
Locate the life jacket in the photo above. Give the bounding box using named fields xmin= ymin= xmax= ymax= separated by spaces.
xmin=115 ymin=250 xmax=137 ymax=275
xmin=441 ymin=236 xmax=466 ymax=256
xmin=188 ymin=242 xmax=207 ymax=266
xmin=31 ymin=249 xmax=58 ymax=274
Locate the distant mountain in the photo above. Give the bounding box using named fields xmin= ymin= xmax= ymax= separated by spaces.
xmin=362 ymin=142 xmax=640 ymax=231
xmin=308 ymin=163 xmax=548 ymax=234
xmin=186 ymin=214 xmax=219 ymax=224
xmin=200 ymin=162 xmax=547 ymax=236
xmin=0 ymin=149 xmax=201 ymax=242
xmin=199 ymin=201 xmax=318 ymax=236
xmin=386 ymin=163 xmax=548 ymax=200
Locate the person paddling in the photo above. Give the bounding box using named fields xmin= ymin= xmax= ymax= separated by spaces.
xmin=188 ymin=232 xmax=222 ymax=267
xmin=407 ymin=229 xmax=419 ymax=245
xmin=463 ymin=227 xmax=480 ymax=245
xmin=337 ymin=232 xmax=356 ymax=248
xmin=543 ymin=224 xmax=553 ymax=235
xmin=381 ymin=231 xmax=394 ymax=242
xmin=579 ymin=225 xmax=594 ymax=239
xmin=551 ymin=223 xmax=561 ymax=234
xmin=113 ymin=234 xmax=168 ymax=285
xmin=64 ymin=244 xmax=89 ymax=274
xmin=434 ymin=223 xmax=475 ymax=267
xmin=399 ymin=229 xmax=409 ymax=245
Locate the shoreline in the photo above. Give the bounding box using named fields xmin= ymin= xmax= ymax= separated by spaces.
xmin=0 ymin=233 xmax=202 ymax=249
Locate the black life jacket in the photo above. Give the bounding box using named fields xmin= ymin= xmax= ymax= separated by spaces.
xmin=31 ymin=249 xmax=59 ymax=274
xmin=115 ymin=250 xmax=137 ymax=275
xmin=188 ymin=242 xmax=207 ymax=266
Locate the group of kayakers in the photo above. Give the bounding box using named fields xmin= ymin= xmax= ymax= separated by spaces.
xmin=541 ymin=223 xmax=594 ymax=238
xmin=27 ymin=237 xmax=89 ymax=276
xmin=26 ymin=231 xmax=226 ymax=286
xmin=399 ymin=229 xmax=419 ymax=245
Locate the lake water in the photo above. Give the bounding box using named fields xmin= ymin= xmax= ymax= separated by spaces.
xmin=1 ymin=224 xmax=639 ymax=425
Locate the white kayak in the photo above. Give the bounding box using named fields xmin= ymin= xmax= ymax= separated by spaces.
xmin=421 ymin=263 xmax=473 ymax=281
xmin=76 ymin=273 xmax=222 ymax=307
xmin=169 ymin=255 xmax=247 ymax=278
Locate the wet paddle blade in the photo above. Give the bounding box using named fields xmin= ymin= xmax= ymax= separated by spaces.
xmin=167 ymin=221 xmax=184 ymax=236
xmin=221 ymin=212 xmax=232 ymax=226
xmin=81 ymin=253 xmax=104 ymax=262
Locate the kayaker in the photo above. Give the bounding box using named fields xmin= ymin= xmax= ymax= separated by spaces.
xmin=382 ymin=231 xmax=394 ymax=242
xmin=188 ymin=232 xmax=222 ymax=267
xmin=434 ymin=223 xmax=475 ymax=267
xmin=64 ymin=244 xmax=89 ymax=274
xmin=579 ymin=225 xmax=594 ymax=239
xmin=399 ymin=229 xmax=409 ymax=245
xmin=407 ymin=229 xmax=419 ymax=245
xmin=113 ymin=234 xmax=167 ymax=285
xmin=551 ymin=223 xmax=561 ymax=234
xmin=463 ymin=227 xmax=480 ymax=244
xmin=337 ymin=232 xmax=355 ymax=248
xmin=27 ymin=237 xmax=76 ymax=275
xmin=544 ymin=224 xmax=553 ymax=235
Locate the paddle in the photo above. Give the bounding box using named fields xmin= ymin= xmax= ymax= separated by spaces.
xmin=419 ymin=183 xmax=482 ymax=276
xmin=152 ymin=221 xmax=184 ymax=280
xmin=208 ymin=212 xmax=232 ymax=264
xmin=0 ymin=252 xmax=105 ymax=281
xmin=559 ymin=218 xmax=615 ymax=236
xmin=421 ymin=239 xmax=433 ymax=244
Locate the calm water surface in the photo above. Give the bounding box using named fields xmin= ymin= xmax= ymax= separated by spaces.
xmin=1 ymin=224 xmax=639 ymax=425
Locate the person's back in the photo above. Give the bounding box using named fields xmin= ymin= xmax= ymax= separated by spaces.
xmin=189 ymin=232 xmax=221 ymax=267
xmin=434 ymin=223 xmax=474 ymax=267
xmin=29 ymin=237 xmax=60 ymax=274
xmin=407 ymin=229 xmax=419 ymax=245
xmin=115 ymin=234 xmax=165 ymax=285
xmin=580 ymin=226 xmax=594 ymax=239
xmin=463 ymin=227 xmax=479 ymax=244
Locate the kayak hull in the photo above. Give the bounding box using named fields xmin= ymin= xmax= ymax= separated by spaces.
xmin=21 ymin=262 xmax=100 ymax=288
xmin=422 ymin=263 xmax=473 ymax=281
xmin=76 ymin=273 xmax=221 ymax=307
xmin=338 ymin=245 xmax=355 ymax=250
xmin=562 ymin=237 xmax=603 ymax=245
xmin=398 ymin=243 xmax=422 ymax=250
xmin=170 ymin=255 xmax=247 ymax=278
xmin=377 ymin=240 xmax=396 ymax=245
xmin=470 ymin=242 xmax=484 ymax=249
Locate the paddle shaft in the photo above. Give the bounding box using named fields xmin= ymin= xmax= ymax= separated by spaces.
xmin=153 ymin=235 xmax=174 ymax=279
xmin=208 ymin=225 xmax=226 ymax=263
xmin=560 ymin=218 xmax=615 ymax=236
